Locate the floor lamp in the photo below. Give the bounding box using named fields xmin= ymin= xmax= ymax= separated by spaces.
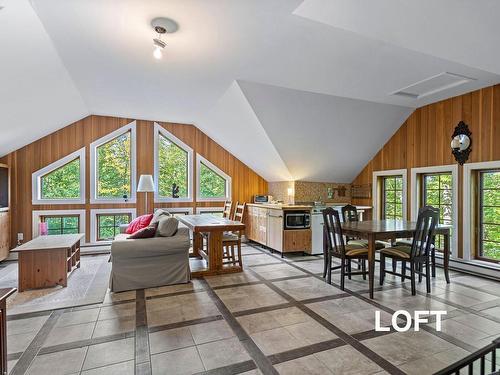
xmin=137 ymin=175 xmax=155 ymax=214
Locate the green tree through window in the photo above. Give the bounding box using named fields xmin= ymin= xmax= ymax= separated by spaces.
xmin=97 ymin=131 xmax=131 ymax=199
xmin=199 ymin=162 xmax=226 ymax=198
xmin=382 ymin=176 xmax=403 ymax=220
xmin=158 ymin=134 xmax=188 ymax=198
xmin=423 ymin=173 xmax=453 ymax=250
xmin=42 ymin=215 xmax=79 ymax=235
xmin=41 ymin=158 xmax=80 ymax=199
xmin=97 ymin=214 xmax=131 ymax=241
xmin=479 ymin=170 xmax=500 ymax=261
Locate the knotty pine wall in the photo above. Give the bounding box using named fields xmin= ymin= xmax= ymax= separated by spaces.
xmin=351 ymin=84 xmax=500 ymax=258
xmin=0 ymin=115 xmax=268 ymax=248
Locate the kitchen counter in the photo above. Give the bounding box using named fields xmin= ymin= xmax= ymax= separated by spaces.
xmin=247 ymin=203 xmax=312 ymax=210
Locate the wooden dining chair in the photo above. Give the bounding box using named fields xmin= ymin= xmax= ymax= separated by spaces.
xmin=379 ymin=206 xmax=439 ymax=295
xmin=341 ymin=205 xmax=386 ymax=250
xmin=222 ymin=202 xmax=246 ymax=267
xmin=222 ymin=201 xmax=233 ymax=219
xmin=322 ymin=207 xmax=369 ymax=289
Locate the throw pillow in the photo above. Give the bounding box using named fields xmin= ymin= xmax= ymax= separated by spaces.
xmin=151 ymin=208 xmax=171 ymax=224
xmin=126 ymin=214 xmax=154 ymax=234
xmin=127 ymin=223 xmax=158 ymax=239
xmin=156 ymin=216 xmax=179 ymax=237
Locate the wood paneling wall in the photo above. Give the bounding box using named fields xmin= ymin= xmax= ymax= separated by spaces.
xmin=351 ymin=84 xmax=500 ymax=257
xmin=0 ymin=115 xmax=268 ymax=248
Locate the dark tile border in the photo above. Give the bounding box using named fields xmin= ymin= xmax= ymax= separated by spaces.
xmin=199 ymin=278 xmax=279 ymax=375
xmin=246 ymin=267 xmax=406 ymax=375
xmin=135 ymin=289 xmax=152 ymax=375
xmin=145 ymin=288 xmax=203 ymax=300
xmin=10 ymin=309 xmax=64 ymax=375
xmin=211 ymin=281 xmax=263 ymax=290
xmin=248 ymin=243 xmax=488 ymax=358
xmin=37 ymin=331 xmax=135 ymax=355
xmin=268 ymin=338 xmax=345 ymax=365
xmin=232 ymin=303 xmax=295 ymax=318
xmin=148 ymin=315 xmax=224 ymax=333
xmin=194 ymin=360 xmax=257 ymax=375
xmin=7 ymin=309 xmax=53 ymax=321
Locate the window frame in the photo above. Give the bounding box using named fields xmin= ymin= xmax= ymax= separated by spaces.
xmin=410 ymin=165 xmax=458 ymax=257
xmin=196 ymin=154 xmax=232 ymax=202
xmin=477 ymin=169 xmax=500 ymax=264
xmin=90 ymin=208 xmax=136 ymax=244
xmin=32 ymin=148 xmax=86 ymax=205
xmin=90 ymin=122 xmax=137 ymax=204
xmin=96 ymin=213 xmax=132 ymax=242
xmin=153 ymin=123 xmax=194 ymax=203
xmin=463 ymin=161 xmax=500 ymax=263
xmin=372 ymin=169 xmax=407 ymax=221
xmin=41 ymin=215 xmax=80 ymax=235
xmin=196 ymin=207 xmax=224 ymax=217
xmin=32 ymin=209 xmax=86 ymax=241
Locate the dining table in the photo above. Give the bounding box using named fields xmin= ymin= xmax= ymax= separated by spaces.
xmin=339 ymin=220 xmax=452 ymax=299
xmin=178 ymin=214 xmax=245 ymax=277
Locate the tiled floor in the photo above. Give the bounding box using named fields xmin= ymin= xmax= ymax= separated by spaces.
xmin=5 ymin=244 xmax=500 ymax=375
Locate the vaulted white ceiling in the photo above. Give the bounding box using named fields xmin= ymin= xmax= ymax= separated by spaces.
xmin=1 ymin=0 xmax=499 ymax=182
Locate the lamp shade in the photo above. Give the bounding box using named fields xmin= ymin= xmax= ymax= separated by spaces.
xmin=137 ymin=175 xmax=155 ymax=192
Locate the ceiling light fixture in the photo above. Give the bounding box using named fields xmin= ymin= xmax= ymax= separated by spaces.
xmin=151 ymin=17 xmax=179 ymax=60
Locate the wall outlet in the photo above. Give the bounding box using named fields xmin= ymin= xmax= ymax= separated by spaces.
xmin=17 ymin=233 xmax=23 ymax=241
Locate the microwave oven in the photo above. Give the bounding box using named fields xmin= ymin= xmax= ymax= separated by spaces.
xmin=284 ymin=211 xmax=311 ymax=229
xmin=254 ymin=195 xmax=273 ymax=203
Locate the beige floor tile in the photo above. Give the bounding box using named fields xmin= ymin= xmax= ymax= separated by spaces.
xmin=275 ymin=354 xmax=333 ymax=375
xmin=103 ymin=290 xmax=136 ymax=305
xmin=197 ymin=337 xmax=251 ymax=370
xmin=7 ymin=316 xmax=48 ymax=335
xmin=448 ymin=313 xmax=500 ymax=336
xmin=205 ymin=272 xmax=259 ymax=287
xmin=315 ymin=346 xmax=382 ymax=375
xmin=237 ymin=311 xmax=283 ymax=334
xmin=81 ymin=360 xmax=134 ymax=375
xmin=151 ymin=346 xmax=205 ymax=375
xmin=147 ymin=306 xmax=185 ymax=327
xmin=98 ymin=302 xmax=135 ymax=320
xmin=250 ymin=327 xmax=304 ymax=355
xmin=83 ymin=338 xmax=134 ymax=370
xmin=145 ymin=280 xmax=204 ymax=297
xmin=92 ymin=316 xmax=135 ymax=338
xmin=285 ymin=320 xmax=337 ymax=344
xmin=428 ymin=318 xmax=492 ymax=343
xmin=56 ymin=309 xmax=100 ymax=327
xmin=43 ymin=322 xmax=95 ymax=347
xmin=399 ymin=356 xmax=451 ymax=375
xmin=27 ymin=347 xmax=87 ymax=375
xmin=7 ymin=331 xmax=37 ymax=353
xmin=149 ymin=327 xmax=195 ymax=354
xmin=251 ymin=263 xmax=306 ymax=279
xmin=189 ymin=319 xmax=235 ymax=344
xmin=273 ymin=276 xmax=343 ymax=300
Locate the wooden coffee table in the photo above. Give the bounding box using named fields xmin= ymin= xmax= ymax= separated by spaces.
xmin=12 ymin=234 xmax=84 ymax=292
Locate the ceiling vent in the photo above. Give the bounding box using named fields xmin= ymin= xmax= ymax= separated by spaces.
xmin=391 ymin=72 xmax=476 ymax=99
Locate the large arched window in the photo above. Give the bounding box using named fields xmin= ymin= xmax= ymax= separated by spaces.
xmin=154 ymin=124 xmax=193 ymax=202
xmin=90 ymin=122 xmax=137 ymax=203
xmin=32 ymin=148 xmax=85 ymax=204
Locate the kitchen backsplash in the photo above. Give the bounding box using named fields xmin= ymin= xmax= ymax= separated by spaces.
xmin=268 ymin=181 xmax=352 ymax=204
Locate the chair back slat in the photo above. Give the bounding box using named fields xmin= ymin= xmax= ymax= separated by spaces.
xmin=223 ymin=201 xmax=233 ymax=219
xmin=322 ymin=207 xmax=346 ymax=256
xmin=233 ymin=202 xmax=246 ymax=223
xmin=411 ymin=206 xmax=439 ymax=258
xmin=341 ymin=204 xmax=358 ymax=243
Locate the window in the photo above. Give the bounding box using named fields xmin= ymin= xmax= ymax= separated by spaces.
xmin=41 ymin=215 xmax=79 ymax=235
xmin=196 ymin=155 xmax=231 ymax=202
xmin=32 ymin=210 xmax=86 ymax=239
xmin=422 ymin=173 xmax=453 ymax=250
xmin=478 ymin=170 xmax=500 ymax=262
xmin=90 ymin=209 xmax=136 ymax=243
xmin=96 ymin=214 xmax=132 ymax=241
xmin=154 ymin=124 xmax=193 ymax=202
xmin=196 ymin=207 xmax=224 ymax=217
xmin=90 ymin=122 xmax=136 ymax=203
xmin=32 ymin=148 xmax=85 ymax=204
xmin=382 ymin=176 xmax=403 ymax=220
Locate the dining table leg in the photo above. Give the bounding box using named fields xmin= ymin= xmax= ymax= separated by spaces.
xmin=444 ymin=231 xmax=450 ymax=283
xmin=192 ymin=232 xmax=203 ymax=258
xmin=208 ymin=231 xmax=223 ymax=272
xmin=368 ymin=233 xmax=376 ymax=299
